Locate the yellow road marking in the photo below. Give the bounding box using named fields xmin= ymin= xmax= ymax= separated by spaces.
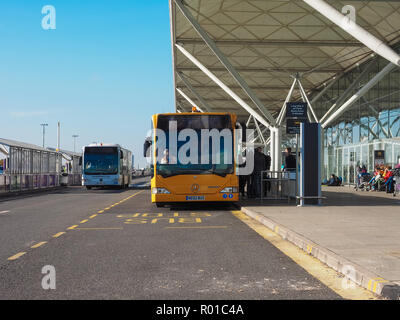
xmin=67 ymin=225 xmax=78 ymax=230
xmin=75 ymin=227 xmax=123 ymax=230
xmin=53 ymin=232 xmax=65 ymax=238
xmin=80 ymin=219 xmax=88 ymax=223
xmin=8 ymin=252 xmax=26 ymax=261
xmin=31 ymin=241 xmax=47 ymax=249
xmin=89 ymin=214 xmax=97 ymax=219
xmin=231 ymin=211 xmax=378 ymax=300
xmin=98 ymin=210 xmax=104 ymax=213
xmin=166 ymin=226 xmax=228 ymax=229
xmin=367 ymin=278 xmax=389 ymax=293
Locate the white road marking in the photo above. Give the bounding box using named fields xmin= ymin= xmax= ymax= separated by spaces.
xmin=0 ymin=210 xmax=10 ymax=215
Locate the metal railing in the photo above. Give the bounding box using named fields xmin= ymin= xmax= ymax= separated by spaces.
xmin=260 ymin=170 xmax=296 ymax=202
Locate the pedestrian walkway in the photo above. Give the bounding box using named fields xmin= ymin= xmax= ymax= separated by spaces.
xmin=239 ymin=186 xmax=400 ymax=299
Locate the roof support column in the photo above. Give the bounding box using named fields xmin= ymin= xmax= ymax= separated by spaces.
xmin=277 ymin=78 xmax=297 ymax=126
xmin=302 ymin=0 xmax=400 ymax=67
xmin=270 ymin=127 xmax=282 ymax=172
xmin=320 ymin=59 xmax=377 ymax=124
xmin=253 ymin=116 xmax=266 ymax=145
xmin=310 ymin=74 xmax=343 ymax=105
xmin=177 ymin=72 xmax=212 ymax=112
xmin=322 ymin=62 xmax=396 ymax=128
xmin=174 ymin=0 xmax=276 ymax=126
xmin=175 ymin=43 xmax=271 ymax=129
xmin=297 ymin=79 xmax=318 ymax=123
xmin=176 ymin=88 xmax=204 ymax=112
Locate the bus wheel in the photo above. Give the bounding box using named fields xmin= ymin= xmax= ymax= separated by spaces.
xmin=156 ymin=203 xmax=165 ymax=208
xmin=86 ymin=186 xmax=92 ymax=190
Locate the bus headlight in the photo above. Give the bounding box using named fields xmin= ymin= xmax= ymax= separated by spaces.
xmin=220 ymin=187 xmax=238 ymax=193
xmin=152 ymin=188 xmax=171 ymax=194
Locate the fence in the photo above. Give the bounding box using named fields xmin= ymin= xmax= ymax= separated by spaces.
xmin=0 ymin=140 xmax=82 ymax=193
xmin=260 ymin=170 xmax=296 ymax=201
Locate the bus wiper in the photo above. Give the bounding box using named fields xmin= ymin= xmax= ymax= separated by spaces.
xmin=202 ymin=170 xmax=227 ymax=177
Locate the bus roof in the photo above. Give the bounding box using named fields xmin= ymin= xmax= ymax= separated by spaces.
xmin=154 ymin=112 xmax=235 ymax=117
xmin=84 ymin=143 xmax=132 ymax=153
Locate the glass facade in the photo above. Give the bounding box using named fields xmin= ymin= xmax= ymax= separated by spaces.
xmin=312 ymin=49 xmax=400 ymax=184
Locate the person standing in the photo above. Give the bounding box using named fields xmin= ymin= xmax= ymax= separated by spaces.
xmin=284 ymin=147 xmax=296 ymax=171
xmin=251 ymin=147 xmax=267 ymax=198
xmin=263 ymin=151 xmax=271 ymax=195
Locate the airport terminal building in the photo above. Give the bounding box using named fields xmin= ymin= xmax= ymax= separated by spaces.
xmin=170 ymin=0 xmax=400 ymax=184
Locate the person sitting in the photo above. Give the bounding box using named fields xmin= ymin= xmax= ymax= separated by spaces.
xmin=327 ymin=174 xmax=340 ymax=186
xmin=368 ymin=167 xmax=381 ymax=191
xmin=160 ymin=149 xmax=177 ymax=164
xmin=384 ymin=168 xmax=394 ymax=193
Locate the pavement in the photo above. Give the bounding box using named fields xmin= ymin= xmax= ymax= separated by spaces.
xmin=239 ymin=186 xmax=400 ymax=299
xmin=0 ymin=185 xmax=348 ymax=300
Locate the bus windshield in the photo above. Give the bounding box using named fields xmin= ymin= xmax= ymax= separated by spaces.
xmin=84 ymin=147 xmax=119 ymax=175
xmin=156 ymin=115 xmax=234 ymax=178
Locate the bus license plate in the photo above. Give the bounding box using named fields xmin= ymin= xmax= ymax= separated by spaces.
xmin=186 ymin=196 xmax=205 ymax=201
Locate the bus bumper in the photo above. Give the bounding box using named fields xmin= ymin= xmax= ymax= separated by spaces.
xmin=151 ymin=193 xmax=239 ymax=203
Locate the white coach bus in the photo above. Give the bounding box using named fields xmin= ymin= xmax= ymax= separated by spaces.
xmin=81 ymin=143 xmax=132 ymax=190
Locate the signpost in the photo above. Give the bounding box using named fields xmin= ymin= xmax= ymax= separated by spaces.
xmin=286 ymin=102 xmax=308 ymax=134
xmin=286 ymin=102 xmax=308 ymax=204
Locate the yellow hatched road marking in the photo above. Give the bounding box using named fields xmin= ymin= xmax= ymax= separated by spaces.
xmin=231 ymin=211 xmax=378 ymax=300
xmin=166 ymin=226 xmax=228 ymax=229
xmin=89 ymin=214 xmax=97 ymax=219
xmin=67 ymin=225 xmax=78 ymax=230
xmin=371 ymin=279 xmax=389 ymax=293
xmin=8 ymin=252 xmax=26 ymax=261
xmin=98 ymin=210 xmax=104 ymax=213
xmin=53 ymin=232 xmax=65 ymax=238
xmin=76 ymin=227 xmax=123 ymax=230
xmin=80 ymin=219 xmax=88 ymax=223
xmin=31 ymin=241 xmax=47 ymax=249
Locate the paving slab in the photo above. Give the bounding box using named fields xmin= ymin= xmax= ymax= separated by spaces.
xmin=240 ymin=186 xmax=400 ymax=299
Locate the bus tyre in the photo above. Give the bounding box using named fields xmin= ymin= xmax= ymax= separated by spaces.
xmin=86 ymin=186 xmax=92 ymax=190
xmin=156 ymin=203 xmax=165 ymax=208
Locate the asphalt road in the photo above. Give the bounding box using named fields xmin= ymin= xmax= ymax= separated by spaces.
xmin=0 ymin=186 xmax=341 ymax=299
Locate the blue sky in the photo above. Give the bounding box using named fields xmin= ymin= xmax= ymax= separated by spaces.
xmin=0 ymin=0 xmax=174 ymax=168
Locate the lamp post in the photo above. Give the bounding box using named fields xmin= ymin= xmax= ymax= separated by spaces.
xmin=72 ymin=135 xmax=79 ymax=153
xmin=40 ymin=123 xmax=48 ymax=148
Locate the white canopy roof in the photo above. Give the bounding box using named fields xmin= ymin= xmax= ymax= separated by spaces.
xmin=170 ymin=0 xmax=400 ymax=123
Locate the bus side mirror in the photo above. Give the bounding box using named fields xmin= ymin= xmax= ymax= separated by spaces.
xmin=143 ymin=140 xmax=151 ymax=157
xmin=79 ymin=157 xmax=82 ymax=166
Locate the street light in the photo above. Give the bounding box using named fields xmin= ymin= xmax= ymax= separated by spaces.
xmin=72 ymin=135 xmax=79 ymax=153
xmin=40 ymin=123 xmax=48 ymax=148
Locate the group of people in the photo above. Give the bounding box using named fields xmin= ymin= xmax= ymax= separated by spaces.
xmin=363 ymin=164 xmax=397 ymax=192
xmin=239 ymin=147 xmax=296 ymax=198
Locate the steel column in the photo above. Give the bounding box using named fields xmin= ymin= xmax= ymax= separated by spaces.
xmin=175 ymin=43 xmax=271 ymax=129
xmin=174 ymin=0 xmax=276 ymax=126
xmin=176 ymin=88 xmax=204 ymax=112
xmin=303 ymin=0 xmax=400 ymax=66
xmin=322 ymin=62 xmax=396 ymax=128
xmin=177 ymin=72 xmax=212 ymax=112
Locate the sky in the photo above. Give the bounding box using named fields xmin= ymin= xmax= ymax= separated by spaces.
xmin=0 ymin=0 xmax=174 ymax=168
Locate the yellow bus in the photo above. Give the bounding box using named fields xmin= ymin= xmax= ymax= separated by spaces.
xmin=144 ymin=112 xmax=239 ymax=207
